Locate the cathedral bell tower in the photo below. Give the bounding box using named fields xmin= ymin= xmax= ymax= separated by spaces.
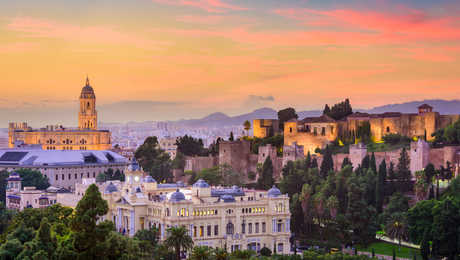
xmin=78 ymin=77 xmax=98 ymax=130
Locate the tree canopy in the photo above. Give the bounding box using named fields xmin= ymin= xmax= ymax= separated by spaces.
xmin=135 ymin=136 xmax=173 ymax=182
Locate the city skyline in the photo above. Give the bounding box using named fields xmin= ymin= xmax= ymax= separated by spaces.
xmin=1 ymin=0 xmax=460 ymax=124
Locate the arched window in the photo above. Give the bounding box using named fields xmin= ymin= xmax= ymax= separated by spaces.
xmin=226 ymin=222 xmax=234 ymax=235
xmin=87 ymin=102 xmax=90 ymax=109
xmin=386 ymin=126 xmax=390 ymax=133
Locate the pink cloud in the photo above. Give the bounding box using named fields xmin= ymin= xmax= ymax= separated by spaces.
xmin=273 ymin=8 xmax=460 ymax=43
xmin=0 ymin=42 xmax=37 ymax=53
xmin=6 ymin=17 xmax=166 ymax=48
xmin=176 ymin=15 xmax=224 ymax=24
xmin=152 ymin=0 xmax=247 ymax=13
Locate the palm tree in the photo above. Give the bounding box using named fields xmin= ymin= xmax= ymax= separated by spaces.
xmin=190 ymin=246 xmax=212 ymax=260
xmin=385 ymin=213 xmax=408 ymax=251
xmin=243 ymin=120 xmax=251 ymax=137
xmin=213 ymin=247 xmax=228 ymax=260
xmin=165 ymin=226 xmax=194 ymax=260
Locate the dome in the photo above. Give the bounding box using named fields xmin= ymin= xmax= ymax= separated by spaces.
xmin=128 ymin=158 xmax=141 ymax=171
xmin=193 ymin=179 xmax=210 ymax=188
xmin=80 ymin=77 xmax=95 ymax=98
xmin=221 ymin=194 xmax=235 ymax=203
xmin=105 ymin=182 xmax=118 ymax=194
xmin=144 ymin=176 xmax=156 ymax=183
xmin=135 ymin=187 xmax=142 ymax=193
xmin=169 ymin=189 xmax=186 ymax=202
xmin=267 ymin=185 xmax=282 ymax=198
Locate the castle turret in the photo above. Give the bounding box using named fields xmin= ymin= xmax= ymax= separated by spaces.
xmin=79 ymin=77 xmax=98 ymax=130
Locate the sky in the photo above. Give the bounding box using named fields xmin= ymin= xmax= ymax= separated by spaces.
xmin=0 ymin=0 xmax=459 ymax=125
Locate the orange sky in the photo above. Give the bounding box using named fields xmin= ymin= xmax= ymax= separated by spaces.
xmin=0 ymin=0 xmax=459 ymax=124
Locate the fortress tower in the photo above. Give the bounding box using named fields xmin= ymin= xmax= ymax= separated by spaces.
xmin=78 ymin=77 xmax=98 ymax=130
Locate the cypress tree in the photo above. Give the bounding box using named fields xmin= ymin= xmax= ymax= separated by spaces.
xmin=397 ymin=147 xmax=411 ymax=181
xmin=370 ymin=152 xmax=377 ymax=174
xmin=311 ymin=158 xmax=318 ymax=169
xmin=361 ymin=155 xmax=370 ymax=170
xmin=305 ymin=152 xmax=312 ymax=170
xmin=376 ymin=160 xmax=387 ymax=213
xmin=257 ymin=156 xmax=274 ymax=190
xmin=229 ymin=132 xmax=234 ymax=141
xmin=320 ymin=145 xmax=334 ymax=178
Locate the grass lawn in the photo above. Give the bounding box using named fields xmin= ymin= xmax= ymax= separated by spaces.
xmin=357 ymin=241 xmax=421 ymax=259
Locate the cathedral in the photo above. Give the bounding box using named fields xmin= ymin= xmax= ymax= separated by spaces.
xmin=8 ymin=77 xmax=111 ymax=150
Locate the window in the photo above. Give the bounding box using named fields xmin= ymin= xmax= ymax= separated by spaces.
xmin=55 ymin=175 xmax=58 ymax=181
xmin=386 ymin=126 xmax=390 ymax=133
xmin=226 ymin=222 xmax=234 ymax=235
xmin=207 ymin=225 xmax=211 ymax=236
xmin=87 ymin=173 xmax=90 ymax=178
xmin=214 ymin=225 xmax=219 ymax=236
xmin=248 ymin=223 xmax=252 ymax=234
xmin=321 ymin=127 xmax=326 ymax=136
xmin=262 ymin=222 xmax=266 ymax=233
xmin=75 ymin=173 xmax=77 ymax=179
xmin=193 ymin=226 xmax=197 ymax=237
xmin=313 ymin=128 xmax=317 ymax=136
xmin=69 ymin=174 xmax=71 ymax=179
xmin=81 ymin=173 xmax=83 ymax=178
xmin=278 ymin=243 xmax=284 ymax=253
xmin=277 ymin=222 xmax=282 ymax=232
xmin=200 ymin=226 xmax=204 ymax=237
xmin=255 ymin=223 xmax=259 ymax=233
xmin=241 ymin=222 xmax=246 ymax=234
xmin=62 ymin=174 xmax=65 ymax=180
xmin=289 ymin=127 xmax=292 ymax=133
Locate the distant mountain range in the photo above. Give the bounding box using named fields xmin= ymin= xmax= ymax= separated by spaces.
xmin=167 ymin=99 xmax=460 ymax=128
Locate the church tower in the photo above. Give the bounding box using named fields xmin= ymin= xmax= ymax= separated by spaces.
xmin=78 ymin=77 xmax=98 ymax=130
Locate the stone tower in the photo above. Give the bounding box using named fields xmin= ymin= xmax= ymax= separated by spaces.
xmin=78 ymin=77 xmax=98 ymax=130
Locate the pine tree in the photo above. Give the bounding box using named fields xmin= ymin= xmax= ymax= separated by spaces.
xmin=388 ymin=162 xmax=396 ymax=180
xmin=311 ymin=158 xmax=318 ymax=169
xmin=397 ymin=147 xmax=412 ymax=191
xmin=305 ymin=152 xmax=312 ymax=170
xmin=376 ymin=160 xmax=387 ymax=213
xmin=320 ymin=146 xmax=333 ymax=178
xmin=71 ymin=184 xmax=113 ymax=258
xmin=257 ymin=156 xmax=274 ymax=190
xmin=323 ymin=104 xmax=331 ymax=116
xmin=361 ymin=155 xmax=370 ymax=170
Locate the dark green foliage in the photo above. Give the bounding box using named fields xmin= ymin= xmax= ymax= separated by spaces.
xmin=424 ymin=164 xmax=436 ymax=184
xmin=376 ymin=160 xmax=387 ymax=213
xmin=370 ymin=153 xmax=377 ymax=174
xmin=134 ymin=226 xmax=158 ymax=254
xmin=260 ymin=246 xmax=272 ymax=256
xmin=175 ymin=135 xmax=206 ymax=156
xmin=323 ymin=99 xmax=353 ymax=120
xmin=320 ymin=146 xmax=333 ymax=179
xmin=229 ymin=131 xmax=234 ymax=141
xmin=278 ymin=108 xmax=298 ymax=130
xmin=16 ymin=169 xmax=50 ymax=190
xmin=356 ymin=122 xmax=371 ymax=144
xmin=420 ymin=229 xmax=430 ymax=260
xmin=103 ymin=168 xmax=125 ymax=182
xmin=164 ymin=226 xmax=194 ymax=260
xmin=311 ymin=158 xmax=318 ymax=169
xmin=0 ymin=202 xmax=15 ymax=235
xmin=172 ymin=152 xmax=186 ymax=170
xmin=96 ymin=172 xmax=106 ymax=182
xmin=0 ymin=171 xmax=9 ymax=204
xmin=431 ymin=119 xmax=460 ymax=146
xmin=135 ymin=136 xmax=173 ymax=182
xmin=251 ymin=134 xmax=284 ymax=156
xmin=431 ymin=197 xmax=460 ymax=259
xmin=257 ymin=156 xmax=274 ymax=190
xmin=70 ymin=184 xmax=112 ymax=259
xmin=341 ymin=157 xmax=352 ymax=169
xmin=397 ymin=148 xmax=411 ymax=181
xmin=195 ymin=164 xmax=241 ymax=186
xmin=383 ymin=134 xmax=411 ymax=145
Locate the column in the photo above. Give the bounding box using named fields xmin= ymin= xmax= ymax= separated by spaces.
xmin=117 ymin=208 xmax=122 ymax=231
xmin=130 ymin=210 xmax=135 ymax=236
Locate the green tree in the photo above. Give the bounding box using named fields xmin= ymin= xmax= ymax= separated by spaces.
xmin=134 ymin=226 xmax=158 ymax=255
xmin=257 ymin=156 xmax=274 ymax=190
xmin=376 ymin=160 xmax=387 ymax=213
xmin=260 ymin=247 xmax=272 ymax=256
xmin=420 ymin=229 xmax=431 ymax=260
xmin=70 ymin=184 xmax=113 ymax=259
xmin=320 ymin=146 xmax=334 ymax=179
xmin=243 ymin=120 xmax=251 ymax=136
xmin=16 ymin=169 xmax=50 ymax=190
xmin=323 ymin=104 xmax=331 ymax=115
xmin=175 ymin=135 xmax=206 ymax=156
xmin=407 ymin=199 xmax=436 ymax=244
xmin=164 ymin=226 xmax=194 ymax=260
xmin=432 ymin=197 xmax=460 ymax=259
xmin=96 ymin=172 xmax=106 ymax=183
xmin=135 ymin=136 xmax=173 ymax=182
xmin=324 ymin=99 xmax=353 ymax=120
xmin=34 ymin=217 xmax=55 ymax=258
xmin=229 ymin=132 xmax=234 ymax=141
xmin=397 ymin=147 xmax=411 ymax=181
xmin=370 ymin=152 xmax=377 ymax=174
xmin=0 ymin=171 xmax=9 ymax=204
xmin=385 ymin=213 xmax=408 ymax=250
xmin=172 ymin=152 xmax=186 ymax=170
xmin=341 ymin=157 xmax=352 ymax=169
xmin=278 ymin=107 xmax=298 ymax=130
xmin=190 ymin=246 xmax=212 ymax=260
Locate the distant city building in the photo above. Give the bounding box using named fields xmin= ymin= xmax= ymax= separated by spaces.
xmin=8 ymin=77 xmax=112 ymax=150
xmin=0 ymin=149 xmax=128 ymax=190
xmin=253 ymin=119 xmax=279 ymax=138
xmin=159 ymin=136 xmax=178 ymax=159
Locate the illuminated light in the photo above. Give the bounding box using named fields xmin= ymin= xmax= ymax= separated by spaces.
xmin=134 ymin=176 xmax=140 ymax=182
xmin=338 ymin=139 xmax=344 ymax=146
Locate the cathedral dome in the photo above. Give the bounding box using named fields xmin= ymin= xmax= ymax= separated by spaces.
xmin=80 ymin=77 xmax=96 ymax=99
xmin=267 ymin=185 xmax=282 ymax=198
xmin=169 ymin=189 xmax=186 ymax=202
xmin=105 ymin=182 xmax=118 ymax=194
